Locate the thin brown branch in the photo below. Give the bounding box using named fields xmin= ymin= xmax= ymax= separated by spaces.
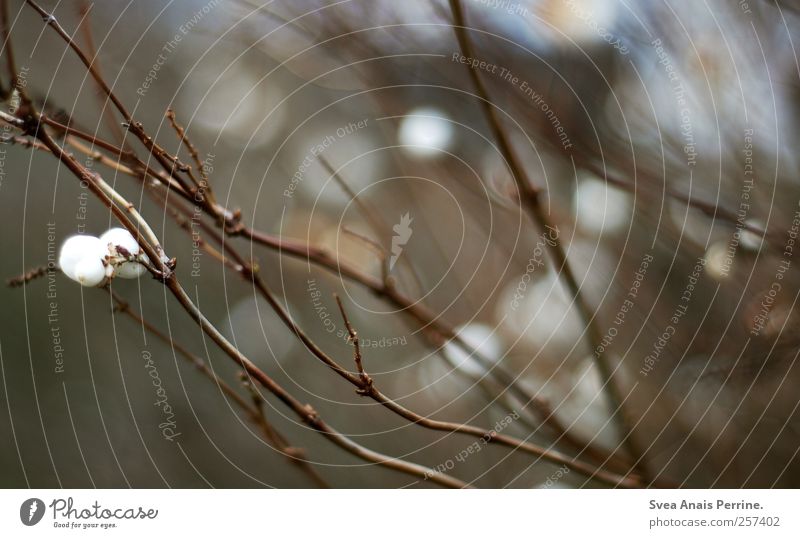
xmin=164 ymin=274 xmax=469 ymax=488
xmin=4 ymin=134 xmax=48 ymax=151
xmin=15 ymin=115 xmax=466 ymax=489
xmin=165 ymin=109 xmax=210 ymax=189
xmin=24 ymin=0 xmax=131 ymax=121
xmin=341 ymin=226 xmax=389 ymax=279
xmin=31 ymin=120 xmax=167 ymax=275
xmin=6 ymin=264 xmax=47 ymax=287
xmin=576 ymin=157 xmax=775 ymax=249
xmin=76 ymin=0 xmax=128 ymax=148
xmin=152 ymin=167 xmax=637 ymax=483
xmin=137 ymin=148 xmax=634 ymax=484
xmin=65 ymin=136 xmax=137 ymax=176
xmin=13 ymin=4 xmax=646 ymax=486
xmin=17 ymin=95 xmax=633 ymax=484
xmin=239 ymin=373 xmax=330 ymax=488
xmin=149 ymin=184 xmax=243 ymax=273
xmin=109 ymin=289 xmax=329 ymax=488
xmin=24 ymin=0 xmax=226 ymax=221
xmin=321 ymin=157 xmax=391 ymax=279
xmin=448 ymin=0 xmax=648 ymax=481
xmin=242 ymin=224 xmax=623 ymax=462
xmin=0 ymin=0 xmax=29 ymax=104
xmin=331 ymin=295 xmax=639 ymax=487
xmin=334 ymin=294 xmax=373 ymax=394
xmin=0 ymin=0 xmax=15 ymax=91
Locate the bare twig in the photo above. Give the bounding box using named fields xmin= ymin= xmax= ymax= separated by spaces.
xmin=332 ymin=294 xmax=640 ymax=487
xmin=165 ymin=108 xmax=211 ymax=190
xmin=448 ymin=0 xmax=648 ymax=480
xmin=8 ymin=75 xmax=634 ymax=486
xmin=165 ymin=275 xmax=469 ymax=488
xmin=11 ymin=2 xmax=649 ymax=487
xmin=76 ymin=0 xmax=129 ymax=149
xmin=110 ymin=289 xmax=330 ymax=487
xmin=13 ymin=95 xmax=465 ymax=491
xmin=239 ymin=373 xmax=330 ymax=488
xmin=334 ymin=294 xmax=373 ymax=394
xmin=7 ymin=264 xmax=47 ymax=287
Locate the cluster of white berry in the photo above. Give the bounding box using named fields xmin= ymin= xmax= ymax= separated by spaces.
xmin=59 ymin=228 xmax=149 ymax=287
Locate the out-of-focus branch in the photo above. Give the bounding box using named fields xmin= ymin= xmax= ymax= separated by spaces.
xmin=335 ymin=294 xmax=373 ymax=394
xmin=5 ymin=19 xmax=465 ymax=485
xmin=12 ymin=0 xmax=647 ymax=487
xmin=4 ymin=77 xmax=634 ymax=482
xmin=109 ymin=289 xmax=329 ymax=488
xmin=239 ymin=373 xmax=330 ymax=488
xmin=332 ymin=295 xmax=640 ymax=487
xmin=447 ymin=0 xmax=649 ymax=481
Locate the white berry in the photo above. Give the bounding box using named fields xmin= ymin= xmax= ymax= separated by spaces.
xmin=59 ymin=235 xmax=105 ymax=282
xmin=100 ymin=227 xmax=148 ymax=279
xmin=115 ymin=260 xmax=147 ymax=279
xmin=73 ymin=255 xmax=107 ymax=287
xmin=100 ymin=228 xmax=141 ymax=257
xmin=398 ymin=107 xmax=454 ymax=157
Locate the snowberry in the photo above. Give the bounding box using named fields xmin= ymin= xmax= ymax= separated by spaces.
xmin=114 ymin=260 xmax=147 ymax=279
xmin=398 ymin=107 xmax=454 ymax=157
xmin=59 ymin=227 xmax=150 ymax=287
xmin=73 ymin=255 xmax=107 ymax=287
xmin=100 ymin=227 xmax=141 ymax=257
xmin=442 ymin=323 xmax=502 ymax=377
xmin=99 ymin=227 xmax=148 ymax=278
xmin=59 ymin=235 xmax=107 ymax=285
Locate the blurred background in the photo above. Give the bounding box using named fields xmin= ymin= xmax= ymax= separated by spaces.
xmin=2 ymin=0 xmax=800 ymax=488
